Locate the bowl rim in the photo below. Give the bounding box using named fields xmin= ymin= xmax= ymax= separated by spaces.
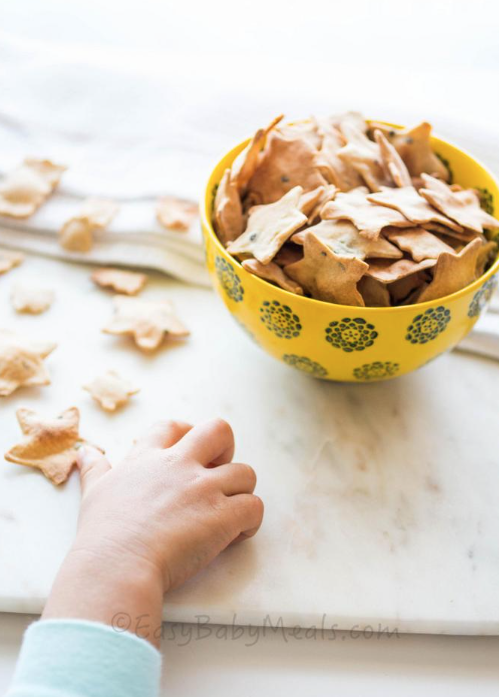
xmin=201 ymin=122 xmax=499 ymax=314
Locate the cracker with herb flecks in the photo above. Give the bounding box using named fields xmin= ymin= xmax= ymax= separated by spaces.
xmin=242 ymin=258 xmax=303 ymax=295
xmin=103 ymin=295 xmax=190 ymax=351
xmin=367 ymin=186 xmax=463 ymax=232
xmin=419 ymin=174 xmax=499 ymax=233
xmin=368 ymin=122 xmax=449 ymax=180
xmin=0 ymin=330 xmax=56 ymax=396
xmin=373 ymin=129 xmax=412 ymax=187
xmin=11 ymin=284 xmax=54 ymax=314
xmin=156 ymin=196 xmax=198 ymax=232
xmin=385 ymin=226 xmax=455 ymax=261
xmin=227 ymin=186 xmax=307 ymax=264
xmin=0 ymin=158 xmax=66 ymax=218
xmin=91 ymin=267 xmax=147 ymax=296
xmin=321 ymin=187 xmax=412 ymax=240
xmin=5 ymin=407 xmax=86 ymax=485
xmin=292 ymin=220 xmax=402 ymax=260
xmin=286 ymin=232 xmax=368 ymax=305
xmin=84 ymin=371 xmax=140 ymax=412
xmin=0 ymin=249 xmax=24 ymax=275
xmin=60 ymin=198 xmax=118 ymax=252
xmin=417 ymin=238 xmax=482 ymax=303
xmin=246 ymin=131 xmax=328 ymax=204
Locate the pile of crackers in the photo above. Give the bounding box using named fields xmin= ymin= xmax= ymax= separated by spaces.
xmin=213 ymin=113 xmax=499 ymax=307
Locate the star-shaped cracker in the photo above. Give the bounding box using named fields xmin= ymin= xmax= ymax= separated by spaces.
xmin=367 ymin=187 xmax=463 ymax=232
xmin=246 ymin=131 xmax=328 ymax=204
xmin=231 ymin=115 xmax=283 ymax=193
xmin=242 ymin=258 xmax=303 ymax=295
xmin=385 ymin=226 xmax=455 ymax=261
xmin=11 ymin=284 xmax=55 ymax=314
xmin=5 ymin=407 xmax=85 ymax=485
xmin=286 ymin=232 xmax=368 ymax=305
xmin=369 ymin=122 xmax=449 ymax=180
xmin=417 ymin=238 xmax=483 ymax=302
xmin=373 ymin=129 xmax=411 ymax=187
xmin=0 ymin=158 xmax=66 ymax=218
xmin=103 ymin=295 xmax=190 ymax=351
xmin=419 ymin=174 xmax=499 ymax=233
xmin=321 ymin=187 xmax=412 ymax=240
xmin=366 ymin=258 xmax=436 ymax=284
xmin=227 ymin=186 xmax=307 ymax=264
xmin=0 ymin=249 xmax=24 ymax=274
xmin=292 ymin=220 xmax=402 ymax=260
xmin=91 ymin=267 xmax=147 ymax=295
xmin=84 ymin=371 xmax=140 ymax=412
xmin=0 ymin=330 xmax=56 ymax=396
xmin=156 ymin=196 xmax=198 ymax=232
xmin=214 ymin=169 xmax=244 ymax=245
xmin=60 ymin=198 xmax=118 ymax=252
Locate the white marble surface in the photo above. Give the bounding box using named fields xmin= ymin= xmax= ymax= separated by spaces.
xmin=1 ymin=253 xmax=499 ymax=635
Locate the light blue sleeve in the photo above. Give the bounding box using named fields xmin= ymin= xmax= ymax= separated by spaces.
xmin=6 ymin=619 xmax=162 ymax=697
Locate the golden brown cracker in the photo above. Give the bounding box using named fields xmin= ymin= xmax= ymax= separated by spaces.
xmin=60 ymin=198 xmax=118 ymax=252
xmin=84 ymin=371 xmax=140 ymax=412
xmin=227 ymin=186 xmax=307 ymax=264
xmin=367 ymin=186 xmax=463 ymax=232
xmin=242 ymin=258 xmax=303 ymax=295
xmin=385 ymin=226 xmax=455 ymax=261
xmin=417 ymin=238 xmax=482 ymax=302
xmin=286 ymin=232 xmax=368 ymax=305
xmin=91 ymin=267 xmax=148 ymax=296
xmin=103 ymin=295 xmax=190 ymax=351
xmin=156 ymin=196 xmax=198 ymax=231
xmin=5 ymin=407 xmax=85 ymax=485
xmin=0 ymin=330 xmax=56 ymax=396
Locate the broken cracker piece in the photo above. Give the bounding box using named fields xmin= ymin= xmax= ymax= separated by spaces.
xmin=91 ymin=267 xmax=147 ymax=296
xmin=214 ymin=169 xmax=244 ymax=245
xmin=385 ymin=226 xmax=455 ymax=261
xmin=293 ymin=220 xmax=402 ymax=260
xmin=0 ymin=330 xmax=56 ymax=396
xmin=227 ymin=186 xmax=307 ymax=264
xmin=84 ymin=371 xmax=139 ymax=412
xmin=367 ymin=257 xmax=436 ymax=284
xmin=417 ymin=238 xmax=483 ymax=302
xmin=321 ymin=187 xmax=412 ymax=240
xmin=156 ymin=196 xmax=198 ymax=232
xmin=367 ymin=186 xmax=463 ymax=232
xmin=358 ymin=275 xmax=391 ymax=307
xmin=11 ymin=283 xmax=55 ymax=314
xmin=103 ymin=295 xmax=190 ymax=351
xmin=419 ymin=174 xmax=499 ymax=233
xmin=5 ymin=407 xmax=85 ymax=485
xmin=242 ymin=258 xmax=303 ymax=295
xmin=60 ymin=198 xmax=118 ymax=252
xmin=0 ymin=249 xmax=24 ymax=274
xmin=0 ymin=158 xmax=66 ymax=218
xmin=286 ymin=232 xmax=368 ymax=305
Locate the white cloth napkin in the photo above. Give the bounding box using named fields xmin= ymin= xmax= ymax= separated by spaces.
xmin=2 ymin=32 xmax=499 ymax=353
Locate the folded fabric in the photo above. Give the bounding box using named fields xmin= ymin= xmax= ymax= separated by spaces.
xmin=0 ymin=194 xmax=210 ymax=287
xmin=6 ymin=619 xmax=161 ymax=697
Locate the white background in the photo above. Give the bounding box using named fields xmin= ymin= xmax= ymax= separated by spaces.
xmin=1 ymin=0 xmax=499 ymax=694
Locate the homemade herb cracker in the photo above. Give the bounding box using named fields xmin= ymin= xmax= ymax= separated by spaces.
xmin=213 ymin=112 xmax=498 ymax=307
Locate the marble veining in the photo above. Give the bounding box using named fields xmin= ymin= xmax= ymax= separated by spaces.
xmin=0 ymin=255 xmax=499 ymax=634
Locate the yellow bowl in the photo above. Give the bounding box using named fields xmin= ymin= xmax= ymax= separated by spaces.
xmin=201 ymin=125 xmax=499 ymax=382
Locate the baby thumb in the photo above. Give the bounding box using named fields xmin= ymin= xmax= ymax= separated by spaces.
xmin=77 ymin=444 xmax=111 ymax=493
